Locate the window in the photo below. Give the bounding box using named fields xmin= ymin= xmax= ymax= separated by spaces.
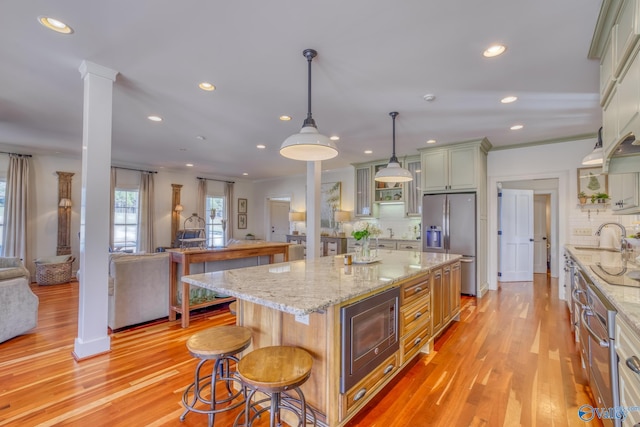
xmin=0 ymin=180 xmax=5 ymax=254
xmin=206 ymin=196 xmax=225 ymax=247
xmin=113 ymin=189 xmax=138 ymax=252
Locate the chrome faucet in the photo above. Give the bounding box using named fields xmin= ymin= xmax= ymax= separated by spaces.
xmin=595 ymin=222 xmax=627 ymax=252
xmin=388 ymin=228 xmax=394 ymax=239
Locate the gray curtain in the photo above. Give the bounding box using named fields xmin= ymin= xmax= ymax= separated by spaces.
xmin=197 ymin=178 xmax=206 ymax=219
xmin=137 ymin=172 xmax=155 ymax=252
xmin=109 ymin=167 xmax=116 ymax=250
xmin=2 ymin=155 xmax=31 ymax=269
xmin=224 ymin=182 xmax=234 ymax=242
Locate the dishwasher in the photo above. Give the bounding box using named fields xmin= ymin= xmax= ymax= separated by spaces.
xmin=579 ymin=267 xmax=622 ymax=426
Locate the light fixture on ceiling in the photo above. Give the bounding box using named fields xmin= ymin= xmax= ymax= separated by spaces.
xmin=280 ymin=49 xmax=338 ymax=161
xmin=582 ymin=127 xmax=604 ymax=166
xmin=483 ymin=44 xmax=506 ymax=58
xmin=374 ymin=112 xmax=413 ymax=183
xmin=38 ymin=16 xmax=73 ymax=34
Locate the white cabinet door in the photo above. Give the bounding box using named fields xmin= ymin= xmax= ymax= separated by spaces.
xmin=448 ymin=146 xmax=476 ymax=190
xmin=610 ymin=173 xmax=640 ymax=212
xmin=421 ymin=149 xmax=448 ymax=192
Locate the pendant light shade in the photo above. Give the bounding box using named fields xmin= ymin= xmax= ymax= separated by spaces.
xmin=582 ymin=127 xmax=604 ymax=166
xmin=375 ymin=112 xmax=413 ymax=183
xmin=280 ymin=49 xmax=338 ymax=161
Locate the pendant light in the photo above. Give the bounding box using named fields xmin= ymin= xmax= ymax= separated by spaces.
xmin=374 ymin=112 xmax=413 ymax=183
xmin=581 ymin=127 xmax=604 ymax=166
xmin=280 ymin=49 xmax=338 ymax=161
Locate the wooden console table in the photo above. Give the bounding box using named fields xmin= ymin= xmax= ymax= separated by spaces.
xmin=167 ymin=242 xmax=290 ymax=327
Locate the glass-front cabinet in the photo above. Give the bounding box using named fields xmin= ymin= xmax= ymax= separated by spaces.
xmin=352 ymin=156 xmax=420 ymax=217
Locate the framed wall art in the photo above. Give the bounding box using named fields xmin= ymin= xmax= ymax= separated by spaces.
xmin=577 ymin=167 xmax=608 ymax=197
xmin=238 ymin=198 xmax=247 ymax=214
xmin=238 ymin=213 xmax=247 ymax=229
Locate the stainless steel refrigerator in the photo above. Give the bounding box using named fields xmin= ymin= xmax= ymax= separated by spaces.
xmin=422 ymin=193 xmax=477 ymax=295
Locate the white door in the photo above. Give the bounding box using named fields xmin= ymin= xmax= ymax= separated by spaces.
xmin=533 ymin=195 xmax=548 ymax=274
xmin=269 ymin=200 xmax=290 ymax=242
xmin=499 ymin=189 xmax=534 ymax=282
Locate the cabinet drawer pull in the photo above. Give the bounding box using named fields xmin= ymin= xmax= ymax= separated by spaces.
xmin=627 ymin=356 xmax=640 ymax=374
xmin=383 ymin=364 xmax=394 ymax=375
xmin=414 ymin=337 xmax=422 ymax=347
xmin=414 ymin=286 xmax=423 ymax=293
xmin=414 ymin=311 xmax=422 ymax=319
xmin=353 ymin=388 xmax=367 ymax=402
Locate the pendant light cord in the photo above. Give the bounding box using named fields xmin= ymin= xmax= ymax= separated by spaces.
xmin=303 ymin=49 xmax=317 ymax=128
xmin=389 ymin=111 xmax=399 ymax=162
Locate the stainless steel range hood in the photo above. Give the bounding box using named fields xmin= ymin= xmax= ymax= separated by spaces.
xmin=604 ymin=133 xmax=640 ymax=173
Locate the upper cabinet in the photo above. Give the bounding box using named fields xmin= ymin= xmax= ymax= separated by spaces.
xmin=352 ymin=156 xmax=420 ymax=217
xmin=418 ymin=139 xmax=491 ymax=193
xmin=609 ymin=172 xmax=640 ymax=213
xmin=593 ymin=0 xmax=640 ymax=172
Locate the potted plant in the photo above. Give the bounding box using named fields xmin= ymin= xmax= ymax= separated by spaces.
xmin=591 ymin=192 xmax=609 ymax=204
xmin=578 ymin=191 xmax=588 ymax=204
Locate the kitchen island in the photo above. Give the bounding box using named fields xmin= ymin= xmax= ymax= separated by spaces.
xmin=183 ymin=249 xmax=462 ymax=426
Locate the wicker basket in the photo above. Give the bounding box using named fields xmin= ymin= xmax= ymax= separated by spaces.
xmin=35 ymin=257 xmax=74 ymax=285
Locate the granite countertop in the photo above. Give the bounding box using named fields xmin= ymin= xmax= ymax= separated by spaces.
xmin=182 ymin=250 xmax=461 ymax=315
xmin=565 ymin=245 xmax=640 ymax=335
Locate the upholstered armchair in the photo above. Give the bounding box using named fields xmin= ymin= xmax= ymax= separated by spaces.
xmin=0 ymin=258 xmax=38 ymax=343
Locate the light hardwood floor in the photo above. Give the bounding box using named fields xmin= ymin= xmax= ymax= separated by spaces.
xmin=0 ymin=274 xmax=600 ymax=427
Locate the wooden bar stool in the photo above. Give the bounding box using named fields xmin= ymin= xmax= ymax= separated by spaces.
xmin=180 ymin=325 xmax=252 ymax=427
xmin=229 ymin=301 xmax=237 ymax=315
xmin=233 ymin=346 xmax=316 ymax=427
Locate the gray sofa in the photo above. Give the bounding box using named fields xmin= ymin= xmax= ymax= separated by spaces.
xmin=108 ymin=253 xmax=170 ymax=330
xmin=0 ymin=258 xmax=38 ymax=343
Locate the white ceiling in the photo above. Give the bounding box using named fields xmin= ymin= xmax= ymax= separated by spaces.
xmin=0 ymin=0 xmax=602 ymax=180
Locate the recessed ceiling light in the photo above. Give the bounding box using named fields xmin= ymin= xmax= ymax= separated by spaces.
xmin=279 ymin=115 xmax=292 ymax=121
xmin=198 ymin=82 xmax=215 ymax=91
xmin=483 ymin=44 xmax=507 ymax=58
xmin=148 ymin=115 xmax=162 ymax=122
xmin=330 ymin=136 xmax=340 ymax=141
xmin=364 ymin=150 xmax=373 ymax=154
xmin=186 ymin=163 xmax=194 ymax=167
xmin=426 ymin=139 xmax=437 ymax=144
xmin=38 ymin=16 xmax=73 ymax=34
xmin=196 ymin=135 xmax=206 ymax=140
xmin=242 ymin=172 xmax=249 ymax=176
xmin=510 ymin=124 xmax=524 ymax=130
xmin=501 ymin=96 xmax=518 ymax=104
xmin=423 ymin=94 xmax=436 ymax=102
xmin=257 ymin=144 xmax=266 ymax=149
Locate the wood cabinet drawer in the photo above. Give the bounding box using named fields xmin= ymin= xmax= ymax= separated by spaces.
xmin=401 ymin=274 xmax=430 ymax=306
xmin=400 ymin=317 xmax=431 ymax=364
xmin=397 ymin=242 xmax=421 ymax=251
xmin=341 ymin=353 xmax=398 ymax=415
xmin=400 ymin=297 xmax=430 ymax=336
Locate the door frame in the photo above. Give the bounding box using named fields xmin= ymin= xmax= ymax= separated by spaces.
xmin=488 ymin=171 xmax=567 ymax=300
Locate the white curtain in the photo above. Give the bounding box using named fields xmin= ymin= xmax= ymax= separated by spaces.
xmin=109 ymin=167 xmax=116 ymax=250
xmin=197 ymin=178 xmax=206 ymax=219
xmin=2 ymin=154 xmax=31 ymax=269
xmin=137 ymin=172 xmax=155 ymax=252
xmin=224 ymin=182 xmax=234 ymax=242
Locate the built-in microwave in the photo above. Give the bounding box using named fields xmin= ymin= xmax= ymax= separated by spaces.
xmin=340 ymin=286 xmax=399 ymax=393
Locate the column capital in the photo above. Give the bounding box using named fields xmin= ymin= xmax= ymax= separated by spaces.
xmin=78 ymin=60 xmax=118 ymax=81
